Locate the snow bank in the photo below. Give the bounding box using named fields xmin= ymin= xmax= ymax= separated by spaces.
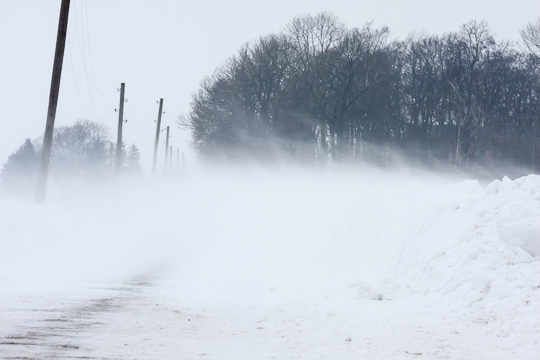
xmin=358 ymin=174 xmax=540 ymax=343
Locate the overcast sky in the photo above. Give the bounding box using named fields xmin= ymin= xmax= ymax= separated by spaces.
xmin=1 ymin=0 xmax=539 ymax=171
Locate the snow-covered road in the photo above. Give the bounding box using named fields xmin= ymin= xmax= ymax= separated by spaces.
xmin=1 ymin=169 xmax=540 ymax=359
xmin=1 ymin=276 xmax=534 ymax=359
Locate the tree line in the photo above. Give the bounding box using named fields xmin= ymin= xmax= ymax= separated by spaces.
xmin=180 ymin=13 xmax=540 ymax=171
xmin=1 ymin=119 xmax=141 ymax=192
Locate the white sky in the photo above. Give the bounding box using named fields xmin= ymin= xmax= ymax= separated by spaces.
xmin=1 ymin=0 xmax=538 ymax=171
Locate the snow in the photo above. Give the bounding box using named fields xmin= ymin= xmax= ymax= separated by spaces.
xmin=1 ymin=168 xmax=539 ymax=359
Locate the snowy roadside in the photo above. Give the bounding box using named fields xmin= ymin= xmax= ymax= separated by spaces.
xmin=1 ymin=170 xmax=540 ymax=359
xmin=0 ymin=276 xmax=533 ymax=359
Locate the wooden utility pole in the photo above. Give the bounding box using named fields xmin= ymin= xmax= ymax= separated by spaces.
xmin=152 ymin=98 xmax=163 ymax=174
xmin=35 ymin=0 xmax=71 ymax=203
xmin=116 ymin=83 xmax=125 ymax=173
xmin=164 ymin=126 xmax=170 ymax=173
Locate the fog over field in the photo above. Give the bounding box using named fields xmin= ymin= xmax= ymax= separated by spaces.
xmin=1 ymin=164 xmax=540 ymax=358
xmin=1 ymin=165 xmax=456 ymax=287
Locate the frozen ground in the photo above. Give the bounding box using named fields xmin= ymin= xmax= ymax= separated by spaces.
xmin=1 ymin=167 xmax=539 ymax=359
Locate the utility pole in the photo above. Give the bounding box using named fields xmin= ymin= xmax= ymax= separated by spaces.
xmin=170 ymin=146 xmax=173 ymax=169
xmin=152 ymin=98 xmax=163 ymax=174
xmin=116 ymin=82 xmax=125 ymax=173
xmin=177 ymin=148 xmax=180 ymax=172
xmin=35 ymin=0 xmax=70 ymax=203
xmin=164 ymin=126 xmax=170 ymax=174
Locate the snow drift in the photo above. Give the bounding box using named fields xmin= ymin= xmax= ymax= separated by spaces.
xmin=353 ymin=174 xmax=540 ymax=346
xmin=1 ymin=168 xmax=539 ymax=349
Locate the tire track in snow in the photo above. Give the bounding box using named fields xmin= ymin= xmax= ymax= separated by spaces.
xmin=0 ymin=277 xmax=152 ymax=359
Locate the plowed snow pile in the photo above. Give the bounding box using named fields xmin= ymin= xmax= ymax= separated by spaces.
xmin=356 ymin=175 xmax=540 ymax=342
xmin=0 ymin=170 xmax=539 ymax=359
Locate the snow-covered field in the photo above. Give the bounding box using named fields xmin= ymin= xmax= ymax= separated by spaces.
xmin=1 ymin=167 xmax=539 ymax=359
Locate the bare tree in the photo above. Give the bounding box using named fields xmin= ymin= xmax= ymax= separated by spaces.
xmin=286 ymin=12 xmax=346 ymax=161
xmin=33 ymin=119 xmax=111 ymax=178
xmin=180 ymin=13 xmax=540 ymax=170
xmin=521 ymin=18 xmax=540 ymax=54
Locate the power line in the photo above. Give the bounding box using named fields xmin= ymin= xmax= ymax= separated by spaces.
xmin=75 ymin=1 xmax=105 ymax=117
xmin=67 ymin=2 xmax=116 ymax=120
xmin=67 ymin=30 xmax=100 ymax=119
xmin=82 ymin=0 xmax=117 ymax=100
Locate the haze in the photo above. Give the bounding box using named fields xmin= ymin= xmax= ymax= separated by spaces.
xmin=0 ymin=165 xmax=454 ymax=287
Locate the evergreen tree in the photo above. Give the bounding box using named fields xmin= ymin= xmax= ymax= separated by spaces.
xmin=1 ymin=139 xmax=38 ymax=191
xmin=111 ymin=142 xmax=128 ymax=170
xmin=126 ymin=144 xmax=142 ymax=174
xmin=106 ymin=142 xmax=115 ymax=170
